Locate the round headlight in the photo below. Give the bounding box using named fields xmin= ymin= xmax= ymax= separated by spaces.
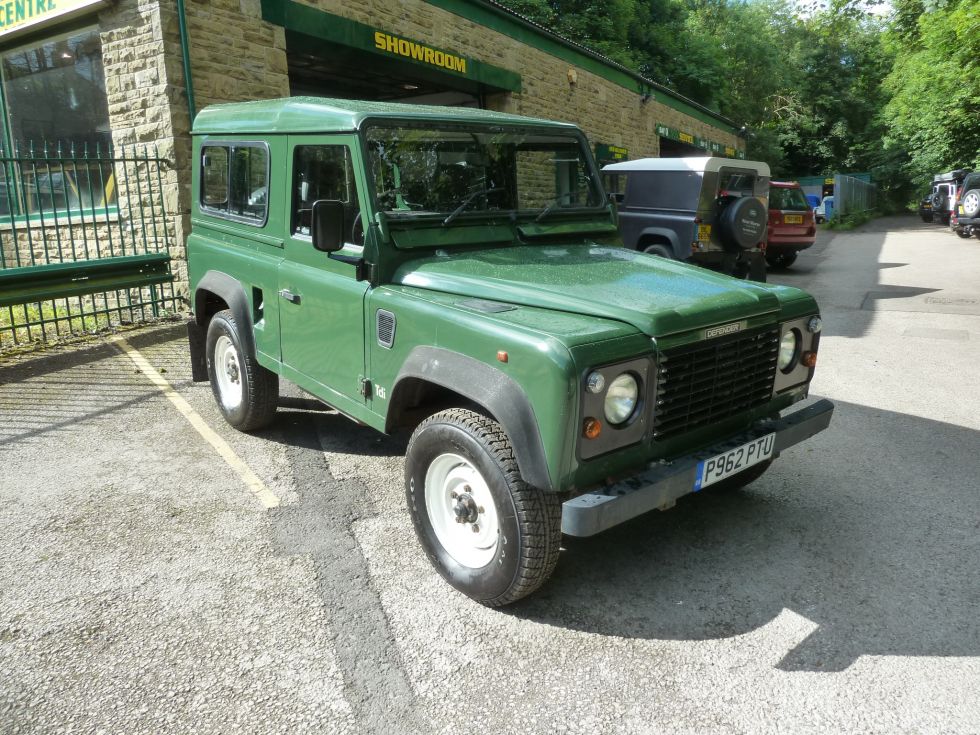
xmin=807 ymin=316 xmax=823 ymax=334
xmin=604 ymin=373 xmax=639 ymax=425
xmin=778 ymin=330 xmax=799 ymax=371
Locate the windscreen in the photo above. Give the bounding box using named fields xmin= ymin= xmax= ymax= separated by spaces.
xmin=364 ymin=125 xmax=603 ymax=218
xmin=769 ymin=187 xmax=809 ymax=211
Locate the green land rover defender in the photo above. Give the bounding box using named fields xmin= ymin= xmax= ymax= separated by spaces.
xmin=186 ymin=98 xmax=834 ymax=606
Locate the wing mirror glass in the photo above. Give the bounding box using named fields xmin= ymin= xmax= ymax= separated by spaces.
xmin=311 ymin=199 xmax=345 ymax=253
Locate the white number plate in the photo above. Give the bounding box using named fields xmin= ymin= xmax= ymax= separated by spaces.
xmin=694 ymin=433 xmax=775 ymax=491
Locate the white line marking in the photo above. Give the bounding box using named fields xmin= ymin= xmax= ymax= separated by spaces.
xmin=113 ymin=337 xmax=280 ymax=509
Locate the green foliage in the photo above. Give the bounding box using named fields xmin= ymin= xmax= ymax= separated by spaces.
xmin=882 ymin=0 xmax=980 ymax=185
xmin=825 ymin=209 xmax=878 ymax=230
xmin=496 ymin=0 xmax=976 ymax=201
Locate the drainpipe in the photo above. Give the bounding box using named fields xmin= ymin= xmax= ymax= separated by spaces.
xmin=176 ymin=0 xmax=197 ymax=125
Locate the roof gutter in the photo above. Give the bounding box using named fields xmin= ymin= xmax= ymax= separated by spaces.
xmin=467 ymin=0 xmax=740 ymax=133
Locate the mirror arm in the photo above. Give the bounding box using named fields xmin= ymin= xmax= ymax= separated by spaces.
xmin=328 ymin=252 xmax=373 ymax=283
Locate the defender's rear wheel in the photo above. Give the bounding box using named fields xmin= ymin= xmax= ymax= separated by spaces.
xmin=642 ymin=243 xmax=673 ymax=259
xmin=405 ymin=408 xmax=562 ymax=606
xmin=206 ymin=309 xmax=278 ymax=431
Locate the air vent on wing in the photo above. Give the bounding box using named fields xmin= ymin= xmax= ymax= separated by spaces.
xmin=377 ymin=309 xmax=396 ymax=348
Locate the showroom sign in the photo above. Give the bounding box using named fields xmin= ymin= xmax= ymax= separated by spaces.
xmin=374 ymin=31 xmax=468 ymax=75
xmin=0 ymin=0 xmax=110 ymax=40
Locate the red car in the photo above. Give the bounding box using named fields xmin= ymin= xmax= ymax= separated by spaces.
xmin=766 ymin=181 xmax=816 ymax=268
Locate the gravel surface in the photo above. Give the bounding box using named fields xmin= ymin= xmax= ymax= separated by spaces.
xmin=1 ymin=216 xmax=977 ymax=733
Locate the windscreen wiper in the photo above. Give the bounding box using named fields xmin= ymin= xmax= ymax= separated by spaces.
xmin=442 ymin=187 xmax=504 ymax=226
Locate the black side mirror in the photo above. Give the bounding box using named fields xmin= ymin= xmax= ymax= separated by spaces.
xmin=311 ymin=199 xmax=345 ymax=253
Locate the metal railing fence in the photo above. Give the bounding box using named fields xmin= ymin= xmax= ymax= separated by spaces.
xmin=0 ymin=143 xmax=179 ymax=352
xmin=834 ymin=174 xmax=877 ymax=219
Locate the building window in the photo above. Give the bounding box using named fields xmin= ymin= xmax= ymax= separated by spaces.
xmin=0 ymin=27 xmax=114 ymax=217
xmin=200 ymin=143 xmax=270 ymax=225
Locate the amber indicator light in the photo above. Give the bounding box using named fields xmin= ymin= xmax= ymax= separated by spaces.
xmin=583 ymin=417 xmax=602 ymax=439
xmin=802 ymin=351 xmax=817 ymax=368
xmin=497 ymin=351 xmax=508 ymax=363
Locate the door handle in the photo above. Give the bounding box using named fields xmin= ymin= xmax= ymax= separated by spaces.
xmin=279 ymin=289 xmax=301 ymax=304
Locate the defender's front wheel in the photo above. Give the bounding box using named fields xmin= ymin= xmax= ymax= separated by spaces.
xmin=206 ymin=309 xmax=279 ymax=431
xmin=405 ymin=408 xmax=561 ymax=606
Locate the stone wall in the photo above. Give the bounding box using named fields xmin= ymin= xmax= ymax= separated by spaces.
xmin=100 ymin=0 xmax=188 ymax=289
xmin=292 ymin=0 xmax=743 ymax=158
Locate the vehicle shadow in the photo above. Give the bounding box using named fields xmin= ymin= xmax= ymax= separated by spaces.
xmin=506 ymin=398 xmax=980 ymax=672
xmin=767 ymin=216 xmax=949 ymax=340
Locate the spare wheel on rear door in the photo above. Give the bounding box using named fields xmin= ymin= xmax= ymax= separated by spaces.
xmin=718 ymin=196 xmax=767 ymax=251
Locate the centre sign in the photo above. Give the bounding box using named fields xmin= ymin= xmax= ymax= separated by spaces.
xmin=0 ymin=0 xmax=110 ymax=40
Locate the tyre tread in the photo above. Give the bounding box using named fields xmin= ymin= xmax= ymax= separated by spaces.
xmin=209 ymin=309 xmax=278 ymax=431
xmin=408 ymin=408 xmax=561 ymax=607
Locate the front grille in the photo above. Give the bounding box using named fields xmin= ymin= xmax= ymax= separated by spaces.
xmin=653 ymin=326 xmax=779 ymax=440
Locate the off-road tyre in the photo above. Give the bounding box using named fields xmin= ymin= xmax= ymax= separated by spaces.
xmin=642 ymin=243 xmax=674 ymax=259
xmin=919 ymin=213 xmax=933 ymax=223
xmin=766 ymin=252 xmax=798 ymax=269
xmin=709 ymin=459 xmax=773 ymax=492
xmin=956 ymin=227 xmax=972 ymax=239
xmin=206 ymin=309 xmax=279 ymax=431
xmin=405 ymin=408 xmax=562 ymax=606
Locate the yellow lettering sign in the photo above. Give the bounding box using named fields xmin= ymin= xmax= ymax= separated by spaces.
xmin=679 ymin=132 xmax=694 ymax=144
xmin=374 ymin=31 xmax=467 ymax=74
xmin=0 ymin=0 xmax=106 ymax=39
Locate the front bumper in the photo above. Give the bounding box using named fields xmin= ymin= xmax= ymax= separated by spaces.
xmin=561 ymin=399 xmax=835 ymax=537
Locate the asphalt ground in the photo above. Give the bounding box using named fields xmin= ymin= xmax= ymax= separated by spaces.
xmin=1 ymin=215 xmax=978 ymax=733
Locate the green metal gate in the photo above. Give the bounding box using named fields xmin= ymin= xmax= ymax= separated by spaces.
xmin=0 ymin=143 xmax=178 ymax=352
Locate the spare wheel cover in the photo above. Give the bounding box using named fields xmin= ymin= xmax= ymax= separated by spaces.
xmin=722 ymin=196 xmax=767 ymax=250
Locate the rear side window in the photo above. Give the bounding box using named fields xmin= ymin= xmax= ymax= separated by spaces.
xmin=626 ymin=171 xmax=702 ymax=210
xmin=769 ymin=187 xmax=809 ymax=211
xmin=200 ymin=143 xmax=270 ymax=225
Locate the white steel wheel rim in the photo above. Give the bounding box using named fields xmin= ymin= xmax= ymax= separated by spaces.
xmin=424 ymin=453 xmax=500 ymax=569
xmin=213 ymin=335 xmax=243 ymax=410
xmin=964 ymin=192 xmax=980 ymax=216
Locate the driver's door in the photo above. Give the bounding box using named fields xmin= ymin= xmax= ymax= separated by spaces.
xmin=278 ymin=135 xmax=370 ymax=414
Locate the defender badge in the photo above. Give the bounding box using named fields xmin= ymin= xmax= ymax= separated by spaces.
xmin=704 ymin=322 xmax=743 ymax=339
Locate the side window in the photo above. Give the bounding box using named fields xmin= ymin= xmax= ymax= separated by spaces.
xmin=201 ymin=146 xmax=229 ymax=208
xmin=629 ymin=171 xmax=701 ymax=210
xmin=200 ymin=143 xmax=269 ymax=225
xmin=292 ymin=145 xmax=362 ymax=246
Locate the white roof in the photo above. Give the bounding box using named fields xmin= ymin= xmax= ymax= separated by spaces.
xmin=601 ymin=156 xmax=770 ymax=177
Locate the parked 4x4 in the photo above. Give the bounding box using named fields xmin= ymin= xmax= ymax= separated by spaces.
xmin=766 ymin=181 xmax=816 ymax=269
xmin=929 ymin=169 xmax=970 ymax=224
xmin=602 ymin=157 xmax=770 ymax=281
xmin=954 ymin=171 xmax=980 ymax=238
xmin=917 ymin=193 xmax=934 ymax=223
xmin=187 ymin=98 xmax=834 ymax=605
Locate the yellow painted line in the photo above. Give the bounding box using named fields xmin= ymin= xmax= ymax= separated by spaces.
xmin=113 ymin=337 xmax=280 ymax=509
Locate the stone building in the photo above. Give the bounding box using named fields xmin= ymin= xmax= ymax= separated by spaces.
xmin=0 ymin=0 xmax=745 ymax=301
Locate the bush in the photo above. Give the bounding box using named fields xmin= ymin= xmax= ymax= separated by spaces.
xmin=825 ymin=210 xmax=878 ymax=230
